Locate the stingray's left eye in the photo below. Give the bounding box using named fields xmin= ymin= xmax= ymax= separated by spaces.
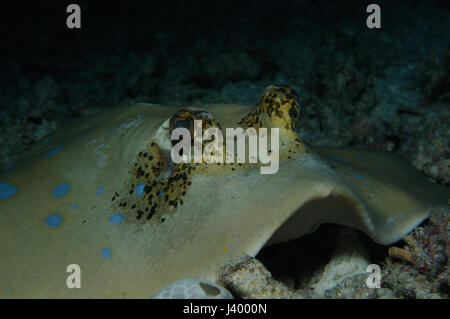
xmin=169 ymin=108 xmax=222 ymax=146
xmin=169 ymin=110 xmax=196 ymax=144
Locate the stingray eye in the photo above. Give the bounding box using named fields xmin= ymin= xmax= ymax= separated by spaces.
xmin=258 ymin=84 xmax=301 ymax=132
xmin=169 ymin=108 xmax=222 ymax=147
xmin=169 ymin=110 xmax=195 ymax=144
xmin=238 ymin=85 xmax=301 ymax=136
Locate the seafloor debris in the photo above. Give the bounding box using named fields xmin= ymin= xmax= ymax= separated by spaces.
xmin=218 ymin=254 xmax=302 ymax=299
xmin=383 ymin=211 xmax=449 ymax=298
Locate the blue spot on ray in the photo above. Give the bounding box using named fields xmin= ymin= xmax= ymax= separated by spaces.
xmin=330 ymin=155 xmax=346 ymax=163
xmin=42 ymin=136 xmax=51 ymax=144
xmin=53 ymin=183 xmax=71 ymax=197
xmin=71 ymin=203 xmax=79 ymax=210
xmin=109 ymin=213 xmax=125 ymax=224
xmin=352 ymin=173 xmax=365 ymax=180
xmin=107 ymin=129 xmax=116 ymax=135
xmin=356 ymin=155 xmax=364 ymax=160
xmin=43 ymin=145 xmax=64 ymax=158
xmin=0 ymin=182 xmax=18 ymax=200
xmin=45 ymin=214 xmax=63 ymax=228
xmin=136 ymin=182 xmax=145 ymax=197
xmin=96 ymin=187 xmax=105 ymax=195
xmin=101 ymin=248 xmax=112 ymax=259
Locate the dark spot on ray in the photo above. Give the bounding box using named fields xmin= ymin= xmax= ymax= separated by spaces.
xmin=136 ymin=167 xmax=145 ymax=177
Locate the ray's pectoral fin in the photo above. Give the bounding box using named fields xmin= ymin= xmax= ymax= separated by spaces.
xmin=234 ymin=85 xmax=449 ymax=247
xmin=310 ymin=145 xmax=450 ymax=245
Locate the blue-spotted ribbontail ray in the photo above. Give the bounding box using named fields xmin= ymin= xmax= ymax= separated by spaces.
xmin=0 ymin=85 xmax=448 ymax=298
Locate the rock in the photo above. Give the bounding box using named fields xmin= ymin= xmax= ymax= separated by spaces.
xmin=151 ymin=278 xmax=233 ymax=299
